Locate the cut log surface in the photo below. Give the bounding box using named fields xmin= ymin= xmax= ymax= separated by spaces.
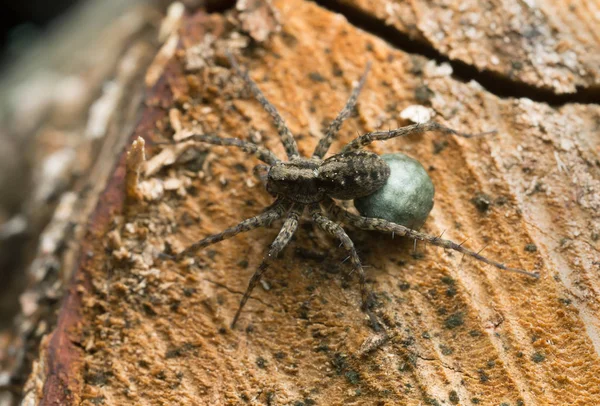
xmin=32 ymin=1 xmax=600 ymax=405
xmin=334 ymin=0 xmax=600 ymax=95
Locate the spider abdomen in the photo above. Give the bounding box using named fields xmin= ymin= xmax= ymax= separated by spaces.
xmin=318 ymin=150 xmax=390 ymax=200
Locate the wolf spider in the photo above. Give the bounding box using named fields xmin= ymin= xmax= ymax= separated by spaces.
xmin=166 ymin=53 xmax=539 ymax=328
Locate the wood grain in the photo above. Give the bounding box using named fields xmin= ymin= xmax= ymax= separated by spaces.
xmin=331 ymin=0 xmax=600 ymax=95
xmin=29 ymin=1 xmax=600 ymax=405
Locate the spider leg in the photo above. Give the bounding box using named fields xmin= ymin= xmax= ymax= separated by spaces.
xmin=226 ymin=52 xmax=299 ymax=160
xmin=341 ymin=121 xmax=497 ymax=153
xmin=174 ymin=199 xmax=290 ymax=260
xmin=312 ymin=62 xmax=372 ymax=159
xmin=308 ymin=203 xmax=371 ymax=311
xmin=156 ymin=133 xmax=280 ymax=166
xmin=231 ymin=205 xmax=304 ymax=328
xmin=253 ymin=164 xmax=270 ymax=187
xmin=322 ymin=198 xmax=539 ymax=278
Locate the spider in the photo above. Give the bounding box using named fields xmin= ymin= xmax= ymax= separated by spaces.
xmin=165 ymin=53 xmax=539 ymax=328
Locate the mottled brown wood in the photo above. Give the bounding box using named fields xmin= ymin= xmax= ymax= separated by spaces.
xmin=16 ymin=1 xmax=600 ymax=405
xmin=333 ymin=0 xmax=600 ymax=96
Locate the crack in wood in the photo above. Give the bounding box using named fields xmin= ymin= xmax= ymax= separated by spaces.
xmin=414 ymin=353 xmax=470 ymax=377
xmin=310 ymin=0 xmax=600 ymax=106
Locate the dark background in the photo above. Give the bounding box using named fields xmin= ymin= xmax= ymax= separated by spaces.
xmin=0 ymin=1 xmax=82 ymax=64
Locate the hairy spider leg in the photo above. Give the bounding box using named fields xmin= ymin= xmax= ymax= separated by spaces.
xmin=175 ymin=199 xmax=290 ymax=260
xmin=226 ymin=52 xmax=299 ymax=159
xmin=309 ymin=203 xmax=371 ymax=310
xmin=155 ymin=133 xmax=280 ymax=166
xmin=312 ymin=62 xmax=372 ymax=159
xmin=253 ymin=164 xmax=270 ymax=186
xmin=323 ymin=198 xmax=539 ymax=278
xmin=341 ymin=121 xmax=497 ymax=153
xmin=231 ymin=205 xmax=304 ymax=327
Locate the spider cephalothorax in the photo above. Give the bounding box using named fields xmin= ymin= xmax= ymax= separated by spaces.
xmin=165 ymin=53 xmax=539 ymax=328
xmin=266 ymin=151 xmax=390 ymax=203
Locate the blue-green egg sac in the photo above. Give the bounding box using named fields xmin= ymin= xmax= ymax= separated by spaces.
xmin=354 ymin=153 xmax=435 ymax=229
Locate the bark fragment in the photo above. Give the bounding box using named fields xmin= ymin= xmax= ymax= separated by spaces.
xmin=125 ymin=137 xmax=146 ymax=203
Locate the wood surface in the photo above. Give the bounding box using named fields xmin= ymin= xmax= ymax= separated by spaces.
xmin=10 ymin=0 xmax=600 ymax=405
xmin=332 ymin=0 xmax=600 ymax=96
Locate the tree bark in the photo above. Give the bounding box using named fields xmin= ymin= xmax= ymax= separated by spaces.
xmin=0 ymin=1 xmax=159 ymax=404
xmin=4 ymin=0 xmax=600 ymax=405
